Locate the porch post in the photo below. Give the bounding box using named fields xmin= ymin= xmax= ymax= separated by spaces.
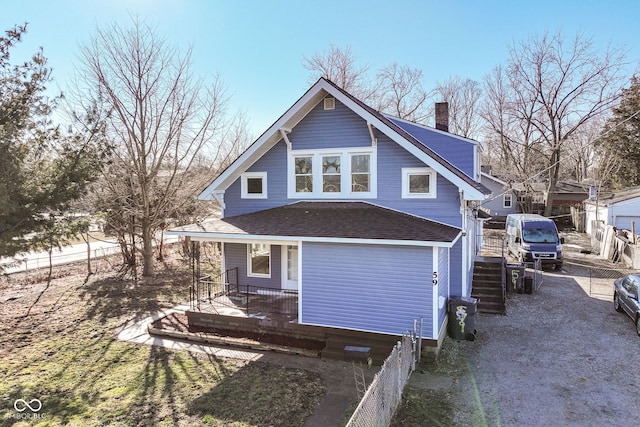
xmin=190 ymin=240 xmax=201 ymax=310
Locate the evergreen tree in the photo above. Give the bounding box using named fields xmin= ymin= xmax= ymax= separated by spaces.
xmin=598 ymin=76 xmax=640 ymax=189
xmin=0 ymin=24 xmax=107 ymax=259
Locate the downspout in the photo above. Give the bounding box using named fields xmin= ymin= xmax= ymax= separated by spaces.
xmin=460 ymin=191 xmax=469 ymax=296
xmin=432 ymin=247 xmax=440 ymax=339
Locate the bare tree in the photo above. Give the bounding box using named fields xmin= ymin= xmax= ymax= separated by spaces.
xmin=304 ymin=45 xmax=434 ymax=124
xmin=73 ymin=20 xmax=248 ymax=276
xmin=562 ymin=118 xmax=605 ymax=182
xmin=303 ymin=44 xmax=376 ymax=102
xmin=376 ymin=63 xmax=431 ymax=123
xmin=481 ymin=65 xmax=547 ymax=182
xmin=483 ymin=32 xmax=627 ymax=216
xmin=434 ymin=76 xmax=482 ymax=138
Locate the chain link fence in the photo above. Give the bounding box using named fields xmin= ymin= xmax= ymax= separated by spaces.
xmin=346 ymin=332 xmax=417 ymax=427
xmin=564 ymin=260 xmax=628 ymax=299
xmin=0 ymin=244 xmax=122 ymax=274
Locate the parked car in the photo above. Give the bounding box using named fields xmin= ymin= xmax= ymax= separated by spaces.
xmin=613 ymin=274 xmax=640 ymax=335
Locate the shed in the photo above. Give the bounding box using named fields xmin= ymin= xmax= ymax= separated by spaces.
xmin=584 ymin=186 xmax=640 ymax=235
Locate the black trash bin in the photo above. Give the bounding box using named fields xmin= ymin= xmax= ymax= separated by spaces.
xmin=506 ymin=264 xmax=525 ymax=293
xmin=524 ymin=275 xmax=533 ymax=294
xmin=448 ymin=296 xmax=478 ymax=341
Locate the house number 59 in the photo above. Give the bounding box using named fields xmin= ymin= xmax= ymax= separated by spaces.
xmin=432 ymin=271 xmax=438 ymax=286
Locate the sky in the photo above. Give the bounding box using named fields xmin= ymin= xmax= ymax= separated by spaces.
xmin=2 ymin=0 xmax=640 ymax=137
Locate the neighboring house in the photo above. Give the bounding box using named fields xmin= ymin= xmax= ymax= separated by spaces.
xmin=544 ymin=181 xmax=589 ymax=218
xmin=479 ymin=172 xmax=517 ymax=217
xmin=584 ymin=186 xmax=640 ymax=235
xmin=168 ymin=78 xmax=490 ymax=349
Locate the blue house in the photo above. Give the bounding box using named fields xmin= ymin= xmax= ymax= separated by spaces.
xmin=479 ymin=171 xmax=517 ymax=217
xmin=169 ymin=78 xmax=490 ymax=351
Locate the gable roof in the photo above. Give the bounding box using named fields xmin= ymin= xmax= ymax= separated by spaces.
xmin=551 ymin=181 xmax=588 ymax=195
xmin=199 ymin=78 xmax=490 ymax=201
xmin=480 ymin=171 xmax=509 ymax=187
xmin=168 ymin=201 xmax=461 ymax=247
xmin=584 ymin=186 xmax=640 ymax=206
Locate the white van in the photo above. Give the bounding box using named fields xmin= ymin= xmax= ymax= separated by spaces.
xmin=505 ymin=214 xmax=564 ymax=270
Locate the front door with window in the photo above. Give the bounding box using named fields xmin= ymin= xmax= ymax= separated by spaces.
xmin=282 ymin=245 xmax=298 ymax=291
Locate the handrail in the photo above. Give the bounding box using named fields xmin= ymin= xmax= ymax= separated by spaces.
xmin=192 ymin=267 xmax=239 ymax=310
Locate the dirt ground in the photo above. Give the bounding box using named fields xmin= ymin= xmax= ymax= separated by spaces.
xmin=407 ymin=232 xmax=640 ymax=426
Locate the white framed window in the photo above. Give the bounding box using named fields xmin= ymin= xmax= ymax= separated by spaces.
xmin=294 ymin=156 xmax=313 ymax=193
xmin=402 ymin=167 xmax=437 ymax=198
xmin=351 ymin=153 xmax=370 ymax=193
xmin=322 ymin=155 xmax=341 ymax=192
xmin=241 ymin=172 xmax=267 ymax=199
xmin=503 ymin=193 xmax=513 ymax=208
xmin=288 ymin=147 xmax=376 ymax=198
xmin=248 ymin=243 xmax=271 ymax=277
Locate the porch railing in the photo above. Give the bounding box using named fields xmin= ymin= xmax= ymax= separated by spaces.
xmin=232 ymin=284 xmax=298 ymax=317
xmin=190 ymin=266 xmax=298 ymax=318
xmin=191 ymin=267 xmax=239 ymax=311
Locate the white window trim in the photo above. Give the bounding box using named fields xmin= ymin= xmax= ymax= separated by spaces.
xmin=402 ymin=167 xmax=437 ymax=199
xmin=503 ymin=193 xmax=513 ymax=208
xmin=247 ymin=243 xmax=271 ymax=278
xmin=287 ymin=147 xmax=376 ymax=199
xmin=241 ymin=172 xmax=267 ymax=199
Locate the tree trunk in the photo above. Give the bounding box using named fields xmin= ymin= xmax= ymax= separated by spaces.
xmin=544 ymin=149 xmax=561 ymax=217
xmin=84 ymin=232 xmax=93 ymax=275
xmin=142 ymin=219 xmax=154 ymax=277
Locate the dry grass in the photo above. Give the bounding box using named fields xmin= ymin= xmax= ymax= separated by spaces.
xmin=0 ymin=251 xmax=325 ymax=426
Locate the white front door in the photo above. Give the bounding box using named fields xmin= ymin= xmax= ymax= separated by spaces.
xmin=282 ymin=245 xmax=298 ymax=291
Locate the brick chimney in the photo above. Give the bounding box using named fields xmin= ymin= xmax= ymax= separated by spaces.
xmin=435 ymin=102 xmax=449 ymax=132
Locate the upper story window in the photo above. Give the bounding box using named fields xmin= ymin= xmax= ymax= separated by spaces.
xmin=241 ymin=172 xmax=267 ymax=199
xmin=351 ymin=154 xmax=370 ymax=192
xmin=322 ymin=155 xmax=341 ymax=192
xmin=294 ymin=157 xmax=313 ymax=192
xmin=503 ymin=193 xmax=513 ymax=208
xmin=289 ymin=147 xmax=376 ymax=198
xmin=402 ymin=167 xmax=437 ymax=199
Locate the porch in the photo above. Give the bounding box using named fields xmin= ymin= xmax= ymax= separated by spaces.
xmin=184 ymin=265 xmax=407 ymax=363
xmin=190 ymin=267 xmax=299 ymax=324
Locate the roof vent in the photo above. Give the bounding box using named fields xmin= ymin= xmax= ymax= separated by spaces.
xmin=324 ymin=97 xmax=335 ymax=110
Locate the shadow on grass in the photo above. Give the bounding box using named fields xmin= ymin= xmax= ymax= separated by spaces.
xmin=188 ymin=361 xmax=326 ymax=427
xmin=77 ymin=265 xmax=191 ymax=327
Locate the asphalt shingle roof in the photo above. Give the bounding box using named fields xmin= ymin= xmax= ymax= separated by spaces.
xmin=172 ymin=201 xmax=461 ymax=243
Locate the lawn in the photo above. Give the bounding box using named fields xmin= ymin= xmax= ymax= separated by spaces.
xmin=0 ymin=254 xmax=326 ymax=426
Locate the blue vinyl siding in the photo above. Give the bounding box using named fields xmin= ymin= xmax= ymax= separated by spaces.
xmin=287 ymin=99 xmax=372 ymax=150
xmin=388 ymin=117 xmax=476 ymax=177
xmin=480 ymin=175 xmax=517 ymax=216
xmin=374 ymin=135 xmax=462 ymax=226
xmin=438 ymin=247 xmax=450 ymax=330
xmin=224 ymin=243 xmax=282 ymax=289
xmin=222 ymin=99 xmax=464 ymax=228
xmin=301 ymin=242 xmax=434 ymax=337
xmin=449 ymin=239 xmax=463 ymax=297
xmin=225 ymin=141 xmax=289 ymax=217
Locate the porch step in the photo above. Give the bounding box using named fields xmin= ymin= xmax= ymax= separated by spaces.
xmin=471 ymin=257 xmax=506 ymax=315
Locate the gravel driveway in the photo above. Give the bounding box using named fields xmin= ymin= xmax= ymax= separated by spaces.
xmin=410 ymin=259 xmax=640 ymax=426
